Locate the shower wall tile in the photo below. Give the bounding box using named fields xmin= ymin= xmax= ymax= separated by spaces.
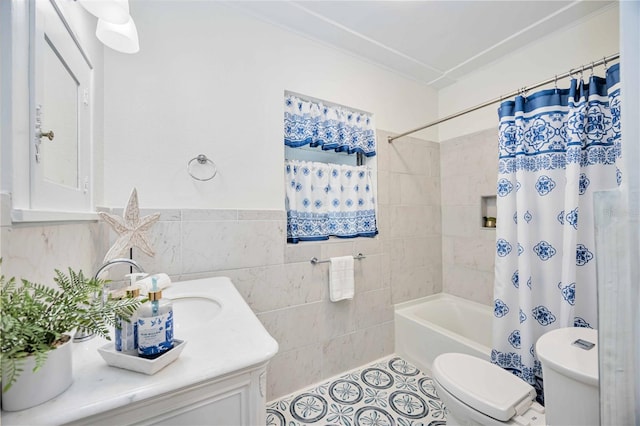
xmin=205 ymin=265 xmax=268 ymax=309
xmin=389 ymin=206 xmax=436 ymax=237
xmin=108 ymin=207 xmax=181 ymax=222
xmin=420 ymin=176 xmax=442 ymax=206
xmin=284 ymin=242 xmax=322 ymax=264
xmin=319 ymin=240 xmax=356 ymax=260
xmin=426 ymin=146 xmax=441 ymax=178
xmin=257 ymin=302 xmax=324 ymax=353
xmin=1 ymin=193 xmax=11 ymax=227
xmin=376 ymin=204 xmax=390 ymax=236
xmin=430 ymin=263 xmax=444 ymax=294
xmin=267 ymin=344 xmax=323 ymax=400
xmin=264 ymin=262 xmax=325 ymax=311
xmin=452 ymin=236 xmax=496 ymax=273
xmin=440 ymin=175 xmax=472 ymax=206
xmin=114 ymin=220 xmax=183 ymax=276
xmin=402 ymin=237 xmax=434 ymax=268
xmin=354 ymin=237 xmax=383 ymax=259
xmin=356 ymin=254 xmax=384 ymax=293
xmin=389 ymin=173 xmax=440 ymax=206
xmin=441 ymin=205 xmax=481 ymax=237
xmin=375 ymin=131 xmax=391 ymax=173
xmin=380 ymin=247 xmax=392 ymax=289
xmin=388 ymin=138 xmax=432 ymax=175
xmin=323 ymin=298 xmax=357 ymax=340
xmin=388 ymin=173 xmax=403 ymax=205
xmin=321 ymin=321 xmax=394 ymax=379
xmin=390 ymin=265 xmax=433 ymax=304
xmin=1 ymin=221 xmax=105 ymax=286
xmin=444 ymin=266 xmax=494 ymax=306
xmin=181 ymin=219 xmax=285 ymax=272
xmin=376 ymin=170 xmax=390 ymax=205
xmin=425 ymin=235 xmax=443 ymax=267
xmin=441 ymin=127 xmax=498 ymax=306
xmin=181 ymin=209 xmax=238 ymax=221
xmin=442 ymin=236 xmax=455 ymax=266
xmin=355 ymin=287 xmax=393 ymax=329
xmin=237 ymin=210 xmax=286 ymax=221
xmin=206 ymin=263 xmax=324 ymax=314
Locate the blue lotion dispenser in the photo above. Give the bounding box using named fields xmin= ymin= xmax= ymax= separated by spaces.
xmin=137 ymin=277 xmax=174 ymax=359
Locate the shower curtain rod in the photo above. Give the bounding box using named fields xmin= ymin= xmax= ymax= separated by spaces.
xmin=388 ymin=52 xmax=620 ymax=143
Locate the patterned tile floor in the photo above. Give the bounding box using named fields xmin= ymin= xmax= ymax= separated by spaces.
xmin=266 ymin=355 xmax=448 ymax=426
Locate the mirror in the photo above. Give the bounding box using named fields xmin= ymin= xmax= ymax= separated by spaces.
xmin=30 ymin=0 xmax=92 ymax=212
xmin=42 ymin=36 xmax=80 ymax=188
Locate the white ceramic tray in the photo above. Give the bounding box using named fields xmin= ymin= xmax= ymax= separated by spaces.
xmin=97 ymin=339 xmax=186 ymax=375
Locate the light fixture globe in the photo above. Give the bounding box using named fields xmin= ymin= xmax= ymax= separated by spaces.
xmin=96 ymin=16 xmax=140 ymax=54
xmin=79 ymin=0 xmax=130 ymax=25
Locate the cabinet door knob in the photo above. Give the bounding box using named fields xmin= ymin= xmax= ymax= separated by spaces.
xmin=40 ymin=130 xmax=55 ymax=141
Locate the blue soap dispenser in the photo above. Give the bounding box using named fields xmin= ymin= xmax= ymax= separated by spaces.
xmin=115 ymin=273 xmax=144 ymax=353
xmin=137 ymin=277 xmax=174 ymax=359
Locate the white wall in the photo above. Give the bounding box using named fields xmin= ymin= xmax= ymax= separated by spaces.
xmin=103 ymin=1 xmax=438 ymax=210
xmin=438 ymin=4 xmax=619 ymax=142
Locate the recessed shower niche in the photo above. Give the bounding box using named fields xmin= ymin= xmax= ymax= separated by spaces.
xmin=480 ymin=195 xmax=497 ymax=229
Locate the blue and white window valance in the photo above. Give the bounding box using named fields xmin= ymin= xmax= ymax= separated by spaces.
xmin=284 ymin=94 xmax=376 ymax=157
xmin=285 ymin=159 xmax=378 ymax=243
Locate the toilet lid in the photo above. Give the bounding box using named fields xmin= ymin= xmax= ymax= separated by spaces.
xmin=433 ymin=353 xmax=536 ymax=422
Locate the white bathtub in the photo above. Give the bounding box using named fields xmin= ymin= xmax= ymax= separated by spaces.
xmin=394 ymin=293 xmax=493 ymax=372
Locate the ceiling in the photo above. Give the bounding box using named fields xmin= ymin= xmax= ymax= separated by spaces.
xmin=227 ymin=1 xmax=614 ymax=89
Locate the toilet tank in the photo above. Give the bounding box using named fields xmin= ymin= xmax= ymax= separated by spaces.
xmin=536 ymin=327 xmax=599 ymax=426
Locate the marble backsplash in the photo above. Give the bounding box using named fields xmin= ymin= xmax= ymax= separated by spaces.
xmin=0 ymin=193 xmax=106 ymax=286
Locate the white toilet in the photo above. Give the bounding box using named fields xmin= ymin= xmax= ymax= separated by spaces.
xmin=432 ymin=327 xmax=599 ymax=426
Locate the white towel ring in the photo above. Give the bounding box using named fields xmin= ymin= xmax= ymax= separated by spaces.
xmin=187 ymin=154 xmax=217 ymax=181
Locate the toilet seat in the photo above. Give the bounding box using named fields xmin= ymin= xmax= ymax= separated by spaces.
xmin=432 ymin=353 xmax=544 ymax=424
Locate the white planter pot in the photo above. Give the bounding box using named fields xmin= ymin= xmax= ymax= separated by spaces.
xmin=1 ymin=335 xmax=73 ymax=411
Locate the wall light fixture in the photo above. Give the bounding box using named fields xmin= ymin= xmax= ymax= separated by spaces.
xmin=78 ymin=0 xmax=140 ymax=54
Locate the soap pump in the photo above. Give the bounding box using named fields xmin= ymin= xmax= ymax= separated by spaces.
xmin=137 ymin=277 xmax=174 ymax=359
xmin=114 ymin=274 xmax=143 ymax=353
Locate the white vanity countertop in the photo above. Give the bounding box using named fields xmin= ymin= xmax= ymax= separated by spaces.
xmin=1 ymin=277 xmax=279 ymax=425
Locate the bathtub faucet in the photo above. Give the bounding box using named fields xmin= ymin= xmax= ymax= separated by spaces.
xmin=72 ymin=258 xmax=145 ymax=343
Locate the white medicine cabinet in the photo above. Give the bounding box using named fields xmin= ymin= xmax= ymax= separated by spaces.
xmin=30 ymin=0 xmax=93 ymax=214
xmin=1 ymin=0 xmax=96 ymax=221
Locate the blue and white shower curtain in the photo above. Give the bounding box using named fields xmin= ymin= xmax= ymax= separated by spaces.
xmin=492 ymin=64 xmax=621 ymax=402
xmin=285 ymin=159 xmax=378 ymax=243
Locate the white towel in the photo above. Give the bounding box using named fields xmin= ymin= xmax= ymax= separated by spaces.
xmin=329 ymin=256 xmax=354 ymax=302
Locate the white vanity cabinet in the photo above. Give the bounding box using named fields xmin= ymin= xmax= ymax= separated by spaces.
xmin=68 ymin=364 xmax=268 ymax=426
xmin=2 ymin=277 xmax=278 ymax=426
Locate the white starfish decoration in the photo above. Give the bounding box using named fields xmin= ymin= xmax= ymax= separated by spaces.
xmin=99 ymin=188 xmax=160 ymax=262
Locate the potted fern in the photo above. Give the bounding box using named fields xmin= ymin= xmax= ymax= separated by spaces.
xmin=0 ymin=266 xmax=140 ymax=411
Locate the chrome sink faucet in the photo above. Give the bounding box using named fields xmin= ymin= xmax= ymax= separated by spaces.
xmin=72 ymin=258 xmax=145 ymax=343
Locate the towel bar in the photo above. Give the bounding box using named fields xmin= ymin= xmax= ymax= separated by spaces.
xmin=310 ymin=253 xmax=366 ymax=265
